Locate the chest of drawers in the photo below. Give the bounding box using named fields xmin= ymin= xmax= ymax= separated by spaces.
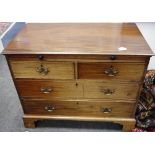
xmin=3 ymin=23 xmax=153 ymax=131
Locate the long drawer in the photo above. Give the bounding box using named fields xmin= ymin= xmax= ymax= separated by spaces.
xmin=15 ymin=80 xmax=83 ymax=99
xmin=10 ymin=61 xmax=75 ymax=79
xmin=16 ymin=80 xmax=140 ymax=100
xmin=83 ymin=81 xmax=140 ymax=100
xmin=78 ymin=62 xmax=145 ymax=81
xmin=22 ymin=99 xmax=135 ymax=118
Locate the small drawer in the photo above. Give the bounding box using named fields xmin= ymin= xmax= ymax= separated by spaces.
xmin=22 ymin=99 xmax=135 ymax=118
xmin=16 ymin=80 xmax=83 ymax=99
xmin=10 ymin=60 xmax=75 ymax=79
xmin=78 ymin=62 xmax=145 ymax=81
xmin=83 ymin=81 xmax=140 ymax=100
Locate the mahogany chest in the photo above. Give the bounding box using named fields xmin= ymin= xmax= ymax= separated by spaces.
xmin=3 ymin=23 xmax=153 ymax=131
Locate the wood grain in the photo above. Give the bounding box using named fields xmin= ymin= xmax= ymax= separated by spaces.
xmin=3 ymin=23 xmax=153 ymax=55
xmin=22 ymin=99 xmax=135 ymax=118
xmin=10 ymin=61 xmax=74 ymax=79
xmin=15 ymin=80 xmax=83 ymax=99
xmin=84 ymin=81 xmax=139 ymax=100
xmin=78 ymin=62 xmax=145 ymax=81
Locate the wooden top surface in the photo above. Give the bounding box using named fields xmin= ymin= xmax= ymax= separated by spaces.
xmin=3 ymin=23 xmax=153 ymax=55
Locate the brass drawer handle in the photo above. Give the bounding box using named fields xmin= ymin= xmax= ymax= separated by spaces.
xmin=41 ymin=88 xmax=53 ymax=94
xmin=36 ymin=64 xmax=49 ymax=75
xmin=101 ymin=88 xmax=115 ymax=95
xmin=104 ymin=66 xmax=118 ymax=76
xmin=45 ymin=105 xmax=55 ymax=112
xmin=101 ymin=108 xmax=112 ymax=113
xmin=101 ymin=89 xmax=115 ymax=95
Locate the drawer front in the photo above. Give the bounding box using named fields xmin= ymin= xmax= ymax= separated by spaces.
xmin=22 ymin=100 xmax=135 ymax=118
xmin=84 ymin=81 xmax=139 ymax=100
xmin=78 ymin=62 xmax=145 ymax=81
xmin=16 ymin=80 xmax=83 ymax=99
xmin=10 ymin=61 xmax=74 ymax=79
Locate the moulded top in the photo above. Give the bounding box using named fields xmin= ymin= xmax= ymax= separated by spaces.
xmin=3 ymin=23 xmax=154 ymax=56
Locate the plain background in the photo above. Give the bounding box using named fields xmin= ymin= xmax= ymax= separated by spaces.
xmin=0 ymin=0 xmax=155 ymax=155
xmin=137 ymin=23 xmax=155 ymax=69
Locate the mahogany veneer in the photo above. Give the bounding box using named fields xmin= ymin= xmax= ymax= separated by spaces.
xmin=3 ymin=23 xmax=154 ymax=131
